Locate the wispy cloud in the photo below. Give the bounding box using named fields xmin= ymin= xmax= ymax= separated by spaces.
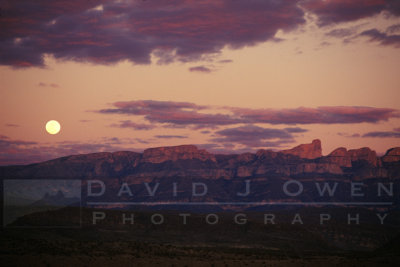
xmin=5 ymin=123 xmax=19 ymax=127
xmin=111 ymin=120 xmax=156 ymax=130
xmin=339 ymin=128 xmax=400 ymax=138
xmin=326 ymin=28 xmax=357 ymax=38
xmin=386 ymin=23 xmax=400 ymax=34
xmin=303 ymin=0 xmax=398 ymax=26
xmin=360 ymin=29 xmax=400 ymax=48
xmin=37 ymin=82 xmax=60 ymax=88
xmin=154 ymin=135 xmax=188 ymax=139
xmin=99 ymin=100 xmax=400 ymax=129
xmin=196 ymin=143 xmax=256 ymax=155
xmin=338 ymin=132 xmax=361 ymax=138
xmin=362 ymin=131 xmax=400 ymax=138
xmin=189 ymin=66 xmax=213 ymax=73
xmin=228 ymin=106 xmax=400 ymax=125
xmin=218 ymin=59 xmax=233 ymax=64
xmin=99 ymin=100 xmax=241 ymax=129
xmin=284 ymin=127 xmax=308 ymax=133
xmin=210 ymin=125 xmax=299 ymax=148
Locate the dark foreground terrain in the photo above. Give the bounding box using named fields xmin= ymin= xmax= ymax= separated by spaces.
xmin=1 ymin=207 xmax=399 ymax=266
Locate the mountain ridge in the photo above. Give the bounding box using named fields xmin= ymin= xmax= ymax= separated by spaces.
xmin=31 ymin=190 xmax=80 ymax=207
xmin=1 ymin=139 xmax=399 ymax=180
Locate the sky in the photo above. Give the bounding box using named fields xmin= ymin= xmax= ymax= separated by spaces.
xmin=1 ymin=0 xmax=400 ymax=165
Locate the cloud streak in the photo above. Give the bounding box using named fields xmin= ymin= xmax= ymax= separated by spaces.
xmin=5 ymin=123 xmax=19 ymax=127
xmin=303 ymin=0 xmax=399 ymax=26
xmin=189 ymin=66 xmax=212 ymax=73
xmin=210 ymin=125 xmax=299 ymax=148
xmin=360 ymin=28 xmax=400 ymax=47
xmin=362 ymin=131 xmax=400 ymax=138
xmin=38 ymin=82 xmax=60 ymax=88
xmin=99 ymin=100 xmax=242 ymax=129
xmin=154 ymin=135 xmax=188 ymax=139
xmin=111 ymin=120 xmax=156 ymax=130
xmin=99 ymin=100 xmax=400 ymax=128
xmin=229 ymin=106 xmax=400 ymax=125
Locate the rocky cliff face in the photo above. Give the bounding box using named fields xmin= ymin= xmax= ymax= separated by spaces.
xmin=323 ymin=147 xmax=352 ymax=168
xmin=1 ymin=140 xmax=399 ymax=180
xmin=348 ymin=147 xmax=378 ymax=167
xmin=382 ymin=147 xmax=400 ymax=163
xmin=142 ymin=145 xmax=216 ymax=163
xmin=281 ymin=139 xmax=322 ymax=159
xmin=8 ymin=151 xmax=142 ymax=179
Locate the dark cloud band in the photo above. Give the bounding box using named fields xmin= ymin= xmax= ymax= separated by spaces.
xmin=3 ymin=0 xmax=398 ymax=68
xmin=0 ymin=0 xmax=305 ymax=67
xmin=99 ymin=100 xmax=400 ymax=128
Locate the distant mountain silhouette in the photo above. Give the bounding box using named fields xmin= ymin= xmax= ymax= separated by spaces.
xmin=31 ymin=190 xmax=80 ymax=207
xmin=0 ymin=140 xmax=399 ymax=210
xmin=0 ymin=139 xmax=399 ymax=180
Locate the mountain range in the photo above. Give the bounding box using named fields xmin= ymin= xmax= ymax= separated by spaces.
xmin=1 ymin=139 xmax=399 ymax=180
xmin=31 ymin=190 xmax=80 ymax=207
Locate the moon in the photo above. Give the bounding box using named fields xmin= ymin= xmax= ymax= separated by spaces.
xmin=45 ymin=120 xmax=61 ymax=135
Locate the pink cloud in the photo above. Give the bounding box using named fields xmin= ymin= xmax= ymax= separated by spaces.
xmin=154 ymin=135 xmax=188 ymax=139
xmin=111 ymin=120 xmax=156 ymax=130
xmin=1 ymin=0 xmax=306 ymax=67
xmin=2 ymin=0 xmax=399 ymax=68
xmin=99 ymin=100 xmax=400 ymax=128
xmin=363 ymin=131 xmax=400 ymax=138
xmin=230 ymin=106 xmax=400 ymax=125
xmin=99 ymin=100 xmax=241 ymax=129
xmin=210 ymin=125 xmax=299 ymax=148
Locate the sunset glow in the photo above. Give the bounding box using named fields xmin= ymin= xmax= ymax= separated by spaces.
xmin=1 ymin=0 xmax=399 ymax=165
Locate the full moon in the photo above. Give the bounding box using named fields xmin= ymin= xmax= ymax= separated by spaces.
xmin=45 ymin=120 xmax=61 ymax=135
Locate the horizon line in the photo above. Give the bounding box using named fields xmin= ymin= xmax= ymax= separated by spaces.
xmin=86 ymin=201 xmax=394 ymax=206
